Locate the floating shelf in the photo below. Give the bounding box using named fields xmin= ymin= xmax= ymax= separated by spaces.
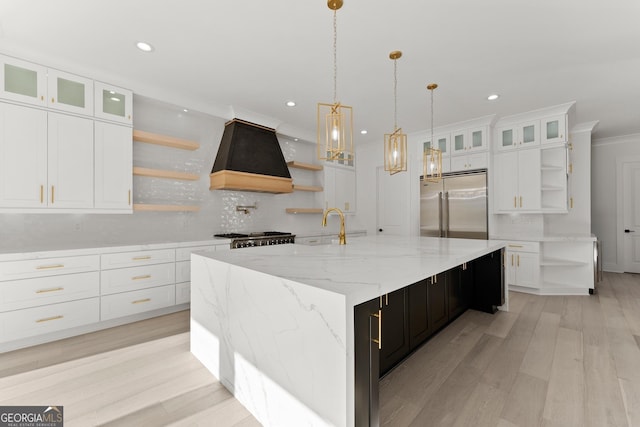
xmin=540 ymin=258 xmax=588 ymax=267
xmin=285 ymin=208 xmax=324 ymax=214
xmin=541 ymin=165 xmax=564 ymax=171
xmin=541 ymin=185 xmax=564 ymax=191
xmin=133 ymin=129 xmax=200 ymax=151
xmin=133 ymin=167 xmax=200 ymax=181
xmin=293 ymin=184 xmax=323 ymax=192
xmin=133 ymin=204 xmax=200 ymax=212
xmin=287 ymin=161 xmax=323 ymax=171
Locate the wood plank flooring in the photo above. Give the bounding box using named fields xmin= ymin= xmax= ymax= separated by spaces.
xmin=1 ymin=272 xmax=639 ymax=426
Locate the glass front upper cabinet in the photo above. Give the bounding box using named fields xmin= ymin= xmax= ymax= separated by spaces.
xmin=497 ymin=121 xmax=539 ymax=150
xmin=0 ymin=55 xmax=46 ymax=106
xmin=424 ymin=134 xmax=450 ymax=156
xmin=541 ymin=115 xmax=567 ymax=145
xmin=47 ymin=69 xmax=93 ymax=116
xmin=94 ymin=81 xmax=133 ymax=125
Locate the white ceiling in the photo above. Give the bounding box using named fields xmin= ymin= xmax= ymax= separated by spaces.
xmin=0 ymin=0 xmax=638 ymax=144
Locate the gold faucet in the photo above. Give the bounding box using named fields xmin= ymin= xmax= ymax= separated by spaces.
xmin=322 ymin=207 xmax=346 ymax=245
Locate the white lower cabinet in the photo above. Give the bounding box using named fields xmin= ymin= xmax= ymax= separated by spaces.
xmin=505 ymin=242 xmax=540 ymax=290
xmin=540 ymin=240 xmax=594 ymax=294
xmin=100 ymin=263 xmax=175 ymax=295
xmin=176 ymin=282 xmax=191 ymax=305
xmin=100 ymin=285 xmax=175 ymax=321
xmin=0 ymin=298 xmax=100 ymax=342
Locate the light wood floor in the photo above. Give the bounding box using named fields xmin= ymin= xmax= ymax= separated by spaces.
xmin=1 ymin=272 xmax=639 ymax=426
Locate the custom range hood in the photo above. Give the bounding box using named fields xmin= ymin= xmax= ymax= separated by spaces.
xmin=210 ymin=119 xmax=293 ymax=193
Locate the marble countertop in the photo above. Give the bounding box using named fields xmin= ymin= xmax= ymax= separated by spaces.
xmin=195 ymin=235 xmax=505 ymax=306
xmin=489 ymin=234 xmax=597 ymax=242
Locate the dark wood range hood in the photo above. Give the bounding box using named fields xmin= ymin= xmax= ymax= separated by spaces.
xmin=209 ymin=118 xmax=293 ymax=193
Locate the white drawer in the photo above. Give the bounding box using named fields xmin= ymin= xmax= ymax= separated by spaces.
xmin=0 ymin=255 xmax=100 ymax=282
xmin=101 ymin=249 xmax=175 ymax=270
xmin=100 ymin=285 xmax=176 ymax=321
xmin=101 ymin=263 xmax=175 ymax=295
xmin=176 ymin=282 xmax=190 ymax=305
xmin=0 ymin=271 xmax=99 ymax=312
xmin=176 ymin=245 xmax=218 ymax=262
xmin=505 ymin=241 xmax=539 ymax=253
xmin=176 ymin=260 xmax=190 ymax=283
xmin=0 ymin=297 xmax=99 ymax=343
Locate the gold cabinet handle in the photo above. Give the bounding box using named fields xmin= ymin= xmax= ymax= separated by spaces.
xmin=40 ymin=95 xmax=44 ymax=101
xmin=128 ymin=190 xmax=131 ymax=206
xmin=51 ymin=185 xmax=55 ymax=204
xmin=508 ymin=244 xmax=523 ymax=248
xmin=569 ymin=164 xmax=573 ymax=174
xmin=517 ymin=254 xmax=520 ymax=267
xmin=36 ymin=287 xmax=64 ymax=294
xmin=51 ymin=97 xmax=55 ymax=103
xmin=514 ymin=196 xmax=517 ymax=208
xmin=36 ymin=315 xmax=63 ymax=323
xmin=40 ymin=185 xmax=44 ymax=204
xmin=132 ymin=256 xmax=151 ymax=261
xmin=511 ymin=254 xmax=514 ymax=266
xmin=132 ymin=274 xmax=151 ymax=281
xmin=36 ymin=264 xmax=64 ymax=270
xmin=132 ymin=298 xmax=151 ymax=304
xmin=520 ymin=196 xmax=523 ymax=208
xmin=570 ymin=197 xmax=574 ymax=209
xmin=371 ymin=310 xmax=382 ymax=349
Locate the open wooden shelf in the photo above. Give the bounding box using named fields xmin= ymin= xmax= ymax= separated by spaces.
xmin=133 ymin=204 xmax=200 ymax=212
xmin=285 ymin=208 xmax=324 ymax=214
xmin=133 ymin=167 xmax=200 ymax=181
xmin=133 ymin=129 xmax=200 ymax=151
xmin=293 ymin=184 xmax=323 ymax=192
xmin=287 ymin=161 xmax=323 ymax=171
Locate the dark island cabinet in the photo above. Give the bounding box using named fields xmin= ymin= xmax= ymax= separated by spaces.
xmin=379 ymin=288 xmax=410 ymax=375
xmin=408 ymin=279 xmax=429 ymax=348
xmin=354 ymin=298 xmax=381 ymax=427
xmin=427 ymin=272 xmax=448 ymax=333
xmin=471 ymin=249 xmax=505 ymax=313
xmin=448 ymin=262 xmax=474 ymax=320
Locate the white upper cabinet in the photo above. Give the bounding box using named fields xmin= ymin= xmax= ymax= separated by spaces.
xmin=496 ymin=120 xmax=540 ymax=151
xmin=494 ymin=149 xmax=541 ymax=212
xmin=47 ymin=69 xmax=93 ymax=116
xmin=424 ymin=134 xmax=450 ymax=157
xmin=0 ymin=103 xmax=47 ymax=208
xmin=541 ymin=114 xmax=567 ymax=145
xmin=451 ymin=127 xmax=487 ymax=155
xmin=0 ymin=55 xmax=47 ymax=107
xmin=94 ymin=122 xmax=132 ymax=211
xmin=94 ymin=82 xmax=133 ymax=124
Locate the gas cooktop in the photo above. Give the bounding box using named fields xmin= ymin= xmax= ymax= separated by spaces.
xmin=213 ymin=232 xmax=295 ymax=249
xmin=213 ymin=231 xmax=292 ymax=238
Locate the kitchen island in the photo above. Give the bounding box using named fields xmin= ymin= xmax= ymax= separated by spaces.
xmin=190 ymin=235 xmax=505 ymax=427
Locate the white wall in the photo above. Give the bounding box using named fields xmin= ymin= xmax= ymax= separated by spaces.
xmin=592 ymin=133 xmax=640 ymax=272
xmin=0 ymin=96 xmax=348 ymax=252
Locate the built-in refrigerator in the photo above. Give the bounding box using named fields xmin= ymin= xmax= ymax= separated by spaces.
xmin=420 ymin=170 xmax=488 ymax=239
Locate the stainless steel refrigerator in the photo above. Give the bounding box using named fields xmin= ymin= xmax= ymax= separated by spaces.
xmin=420 ymin=170 xmax=488 ymax=239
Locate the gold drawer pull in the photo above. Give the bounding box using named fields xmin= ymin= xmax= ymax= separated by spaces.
xmin=132 ymin=298 xmax=151 ymax=304
xmin=36 ymin=315 xmax=63 ymax=323
xmin=132 ymin=256 xmax=151 ymax=261
xmin=36 ymin=287 xmax=64 ymax=294
xmin=132 ymin=275 xmax=151 ymax=281
xmin=508 ymin=244 xmax=523 ymax=248
xmin=36 ymin=264 xmax=64 ymax=270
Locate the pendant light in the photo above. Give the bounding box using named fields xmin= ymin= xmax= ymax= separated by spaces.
xmin=423 ymin=83 xmax=442 ymax=182
xmin=317 ymin=0 xmax=354 ymax=163
xmin=384 ymin=51 xmax=407 ymax=175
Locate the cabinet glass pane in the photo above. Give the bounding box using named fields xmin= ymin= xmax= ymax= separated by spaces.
xmin=424 ymin=140 xmax=432 ymax=150
xmin=546 ymin=120 xmax=559 ymax=139
xmin=102 ymin=89 xmax=126 ymax=117
xmin=438 ymin=138 xmax=447 ymax=153
xmin=4 ymin=64 xmax=37 ymax=98
xmin=523 ymin=125 xmax=535 ymax=144
xmin=454 ymin=134 xmax=464 ymax=150
xmin=502 ymin=129 xmax=513 ymax=147
xmin=472 ymin=130 xmax=483 ymax=147
xmin=57 ymin=77 xmax=85 ymax=108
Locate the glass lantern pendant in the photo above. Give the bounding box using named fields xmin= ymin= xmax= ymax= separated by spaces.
xmin=384 ymin=51 xmax=407 ymax=175
xmin=317 ymin=0 xmax=354 ymax=162
xmin=423 ymin=83 xmax=442 ymax=182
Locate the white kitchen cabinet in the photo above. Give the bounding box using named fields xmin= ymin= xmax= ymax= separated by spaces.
xmin=94 ymin=81 xmax=133 ymax=125
xmin=100 ymin=285 xmax=175 ymax=321
xmin=541 ymin=114 xmax=567 ymax=145
xmin=540 ymin=146 xmax=568 ymax=212
xmin=424 ymin=134 xmax=450 ymax=157
xmin=451 ymin=127 xmax=487 ymax=155
xmin=100 ymin=263 xmax=176 ymax=295
xmin=450 ymin=152 xmax=488 ymax=172
xmin=47 ymin=112 xmax=94 ymax=208
xmin=540 ymin=240 xmax=594 ymax=294
xmin=0 ymin=55 xmax=47 ymax=107
xmin=505 ymin=242 xmax=540 ymax=290
xmin=47 ymin=68 xmax=93 ymax=116
xmin=94 ymin=121 xmax=132 ymax=210
xmin=0 ymin=103 xmax=47 ymax=208
xmin=494 ymin=149 xmax=541 ymax=212
xmin=323 ymin=164 xmax=356 ymax=213
xmin=496 ymin=120 xmax=539 ymax=151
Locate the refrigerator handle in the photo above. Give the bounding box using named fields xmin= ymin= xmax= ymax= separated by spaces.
xmin=438 ymin=192 xmax=443 ymax=237
xmin=444 ymin=191 xmax=450 ymax=237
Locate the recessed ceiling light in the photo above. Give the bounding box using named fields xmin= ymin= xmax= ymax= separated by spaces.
xmin=286 ymin=101 xmax=296 ymax=107
xmin=136 ymin=41 xmax=154 ymax=52
xmin=294 ymin=138 xmax=299 ymax=141
xmin=487 ymin=94 xmax=499 ymax=101
xmin=360 ymin=130 xmax=368 ymax=135
xmin=183 ymin=109 xmax=188 ymax=113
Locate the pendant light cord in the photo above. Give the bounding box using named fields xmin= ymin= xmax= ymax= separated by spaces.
xmin=393 ymin=59 xmax=398 ymax=131
xmin=430 ymin=87 xmax=434 ymax=147
xmin=333 ymin=9 xmax=338 ymax=104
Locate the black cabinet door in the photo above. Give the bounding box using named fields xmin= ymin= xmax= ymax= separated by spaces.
xmin=428 ymin=272 xmax=448 ymax=333
xmin=448 ymin=263 xmax=474 ymax=320
xmin=354 ymin=298 xmax=380 ymax=427
xmin=379 ymin=288 xmax=410 ymax=376
xmin=461 ymin=262 xmax=474 ymax=311
xmin=471 ymin=249 xmax=505 ymax=313
xmin=408 ymin=279 xmax=429 ymax=349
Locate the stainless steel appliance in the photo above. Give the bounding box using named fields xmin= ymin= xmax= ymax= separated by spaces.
xmin=214 ymin=231 xmax=295 ymax=249
xmin=420 ymin=170 xmax=488 ymax=239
